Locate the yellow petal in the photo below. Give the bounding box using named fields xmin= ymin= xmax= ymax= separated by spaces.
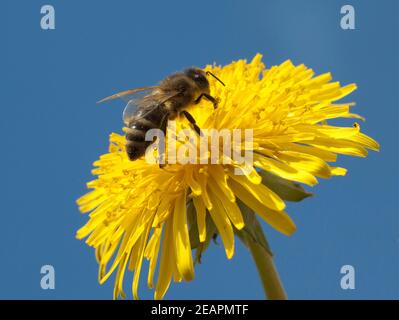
xmin=228 ymin=178 xmax=296 ymax=236
xmin=208 ymin=179 xmax=244 ymax=230
xmin=144 ymin=225 xmax=163 ymax=289
xmin=330 ymin=167 xmax=347 ymax=176
xmin=208 ymin=190 xmax=235 ymax=259
xmin=154 ymin=220 xmax=174 ymax=300
xmin=173 ymin=190 xmax=194 ymax=281
xmin=277 ymin=151 xmax=332 ymax=178
xmin=228 ymin=172 xmax=286 ymax=211
xmin=254 ymin=154 xmax=318 ymax=186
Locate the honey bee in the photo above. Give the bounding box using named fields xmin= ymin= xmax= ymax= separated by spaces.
xmin=97 ymin=68 xmax=225 ymax=161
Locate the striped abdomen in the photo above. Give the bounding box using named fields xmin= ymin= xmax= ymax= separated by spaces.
xmin=125 ymin=104 xmax=168 ymax=161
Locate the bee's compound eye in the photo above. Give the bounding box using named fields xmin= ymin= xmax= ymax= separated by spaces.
xmin=193 ymin=73 xmax=207 ymax=84
xmin=185 ymin=68 xmax=209 ymax=89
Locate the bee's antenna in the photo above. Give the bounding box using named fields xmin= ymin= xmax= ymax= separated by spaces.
xmin=206 ymin=71 xmax=226 ymax=87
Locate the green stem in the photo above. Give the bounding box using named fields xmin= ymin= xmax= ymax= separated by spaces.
xmin=247 ymin=238 xmax=287 ymax=300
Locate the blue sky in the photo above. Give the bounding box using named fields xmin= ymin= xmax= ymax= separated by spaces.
xmin=1 ymin=0 xmax=397 ymax=299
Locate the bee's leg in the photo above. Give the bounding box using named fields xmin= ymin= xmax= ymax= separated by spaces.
xmin=194 ymin=93 xmax=219 ymax=109
xmin=181 ymin=111 xmax=203 ymax=137
xmin=158 ymin=115 xmax=168 ymax=168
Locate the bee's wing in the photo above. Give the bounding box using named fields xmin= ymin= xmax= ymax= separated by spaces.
xmin=96 ymin=86 xmax=159 ymax=104
xmin=97 ymin=86 xmax=181 ymax=126
xmin=123 ymin=96 xmax=153 ymax=126
xmin=122 ymin=89 xmax=181 ymax=126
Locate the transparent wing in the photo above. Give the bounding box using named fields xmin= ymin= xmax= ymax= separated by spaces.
xmin=97 ymin=86 xmax=181 ymax=126
xmin=121 ymin=89 xmax=157 ymax=125
xmin=122 ymin=96 xmax=152 ymax=126
xmin=97 ymin=87 xmax=158 ymax=125
xmin=122 ymin=89 xmax=181 ymax=126
xmin=96 ymin=86 xmax=158 ymax=104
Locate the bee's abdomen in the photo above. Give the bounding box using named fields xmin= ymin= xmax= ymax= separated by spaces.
xmin=125 ymin=108 xmax=166 ymax=161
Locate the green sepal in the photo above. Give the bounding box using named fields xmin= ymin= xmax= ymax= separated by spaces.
xmin=235 ymin=200 xmax=273 ymax=256
xmin=187 ymin=200 xmax=200 ymax=249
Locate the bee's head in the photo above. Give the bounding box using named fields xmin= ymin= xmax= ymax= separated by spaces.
xmin=184 ymin=68 xmax=210 ymax=93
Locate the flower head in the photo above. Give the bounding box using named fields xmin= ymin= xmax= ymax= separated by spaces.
xmin=76 ymin=54 xmax=379 ymax=299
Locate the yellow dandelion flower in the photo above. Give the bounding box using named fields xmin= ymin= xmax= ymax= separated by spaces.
xmin=76 ymin=54 xmax=379 ymax=300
